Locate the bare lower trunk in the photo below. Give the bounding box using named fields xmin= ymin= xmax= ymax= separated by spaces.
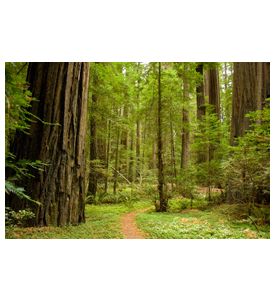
xmin=9 ymin=62 xmax=89 ymax=226
xmin=231 ymin=62 xmax=269 ymax=144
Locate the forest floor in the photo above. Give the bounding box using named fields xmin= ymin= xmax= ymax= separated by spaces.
xmin=5 ymin=197 xmax=270 ymax=239
xmin=121 ymin=208 xmax=149 ymax=239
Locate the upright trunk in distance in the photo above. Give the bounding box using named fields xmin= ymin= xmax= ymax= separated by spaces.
xmin=113 ymin=109 xmax=121 ymax=194
xmin=156 ymin=62 xmax=166 ymax=212
xmin=207 ymin=65 xmax=220 ymax=161
xmin=136 ymin=119 xmax=141 ymax=180
xmin=88 ymin=64 xmax=98 ymax=199
xmin=208 ymin=66 xmax=220 ymax=117
xmin=180 ymin=64 xmax=190 ymax=169
xmin=128 ymin=127 xmax=135 ymax=182
xmin=104 ymin=120 xmax=111 ymax=193
xmin=121 ymin=105 xmax=129 ymax=177
xmin=169 ymin=111 xmax=177 ymax=185
xmin=136 ymin=63 xmax=141 ymax=182
xmin=196 ymin=64 xmax=206 ymax=120
xmin=196 ymin=63 xmax=207 ymax=163
xmin=224 ymin=62 xmax=228 ymax=90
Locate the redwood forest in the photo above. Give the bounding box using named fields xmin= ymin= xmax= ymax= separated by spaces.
xmin=5 ymin=62 xmax=270 ymax=239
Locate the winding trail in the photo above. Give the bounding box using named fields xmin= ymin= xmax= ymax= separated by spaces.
xmin=121 ymin=208 xmax=148 ymax=239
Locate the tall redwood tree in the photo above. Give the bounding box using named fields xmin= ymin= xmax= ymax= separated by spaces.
xmin=9 ymin=62 xmax=89 ymax=226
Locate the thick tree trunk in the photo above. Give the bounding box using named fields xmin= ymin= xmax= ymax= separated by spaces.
xmin=204 ymin=69 xmax=209 ymax=102
xmin=196 ymin=64 xmax=206 ymax=120
xmin=10 ymin=62 xmax=89 ymax=226
xmin=156 ymin=62 xmax=166 ymax=212
xmin=231 ymin=62 xmax=269 ymax=144
xmin=227 ymin=62 xmax=270 ymax=203
xmin=208 ymin=66 xmax=220 ymax=161
xmin=196 ymin=63 xmax=207 ymax=163
xmin=263 ymin=62 xmax=270 ymax=101
xmin=208 ymin=67 xmax=220 ymax=117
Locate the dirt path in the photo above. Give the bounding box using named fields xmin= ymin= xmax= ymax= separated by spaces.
xmin=121 ymin=209 xmax=148 ymax=239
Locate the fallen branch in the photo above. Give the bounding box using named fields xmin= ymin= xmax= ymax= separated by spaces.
xmin=111 ymin=167 xmax=131 ymax=185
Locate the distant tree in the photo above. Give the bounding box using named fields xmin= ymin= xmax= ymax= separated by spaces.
xmin=104 ymin=119 xmax=111 ymax=193
xmin=156 ymin=62 xmax=167 ymax=212
xmin=136 ymin=63 xmax=142 ymax=182
xmin=207 ymin=66 xmax=220 ymax=117
xmin=206 ymin=64 xmax=220 ymax=160
xmin=88 ymin=63 xmax=99 ymax=200
xmin=196 ymin=63 xmax=207 ymax=163
xmin=181 ymin=64 xmax=190 ymax=169
xmin=113 ymin=109 xmax=122 ymax=194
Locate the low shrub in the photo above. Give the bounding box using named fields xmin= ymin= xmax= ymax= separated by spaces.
xmin=85 ymin=194 xmax=96 ymax=204
xmin=168 ymin=198 xmax=188 ymax=212
xmin=250 ymin=205 xmax=270 ymax=225
xmin=5 ymin=207 xmax=36 ymax=227
xmin=95 ymin=189 xmax=136 ymax=205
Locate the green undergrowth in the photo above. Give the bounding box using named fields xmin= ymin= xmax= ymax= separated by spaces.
xmin=168 ymin=196 xmax=209 ymax=212
xmin=6 ymin=196 xmax=269 ymax=239
xmin=5 ymin=200 xmax=151 ymax=239
xmin=136 ymin=201 xmax=270 ymax=239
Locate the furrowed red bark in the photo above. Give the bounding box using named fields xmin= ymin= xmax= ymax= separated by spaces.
xmin=10 ymin=62 xmax=89 ymax=226
xmin=231 ymin=62 xmax=270 ymax=144
xmin=196 ymin=63 xmax=207 ymax=163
